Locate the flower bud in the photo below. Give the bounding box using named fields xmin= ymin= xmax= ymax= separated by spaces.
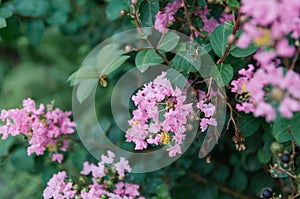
xmin=224 ymin=7 xmax=231 ymax=14
xmin=227 ymin=34 xmax=235 ymax=45
xmin=270 ymin=142 xmax=284 ymax=154
xmin=125 ymin=45 xmax=132 ymax=52
xmin=120 ymin=10 xmax=127 ymax=16
xmin=131 ymin=0 xmax=138 ymax=5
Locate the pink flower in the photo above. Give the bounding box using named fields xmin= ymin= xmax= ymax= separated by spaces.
xmin=43 ymin=171 xmax=76 ymax=199
xmin=279 ymin=97 xmax=300 ymax=118
xmin=52 ymin=153 xmax=63 ymax=164
xmin=0 ymin=98 xmax=76 ymax=163
xmin=115 ymin=157 xmax=132 ymax=177
xmin=276 ymin=39 xmax=295 ymax=57
xmin=126 ymin=72 xmax=193 ymax=157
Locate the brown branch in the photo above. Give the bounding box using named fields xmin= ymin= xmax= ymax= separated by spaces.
xmin=182 ymin=0 xmax=207 ymax=39
xmin=191 ymin=172 xmax=257 ymax=199
xmin=290 ymin=46 xmax=300 ymax=70
xmin=217 ymin=10 xmax=241 ymax=64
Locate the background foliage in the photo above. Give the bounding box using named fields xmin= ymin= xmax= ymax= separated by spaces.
xmin=0 ymin=0 xmax=299 ymax=199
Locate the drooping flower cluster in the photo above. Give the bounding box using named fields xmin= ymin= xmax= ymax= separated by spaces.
xmin=126 ymin=72 xmax=193 ymax=157
xmin=43 ymin=151 xmax=145 ymax=199
xmin=194 ymin=6 xmax=232 ymax=33
xmin=0 ymin=98 xmax=76 ymax=163
xmin=231 ymin=65 xmax=300 ymax=122
xmin=154 ymin=0 xmax=182 ymax=33
xmin=237 ymin=0 xmax=300 ymax=67
xmin=197 ymin=90 xmax=217 ymax=132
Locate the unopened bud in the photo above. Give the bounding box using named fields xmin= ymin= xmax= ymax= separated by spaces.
xmin=125 ymin=45 xmax=132 ymax=52
xmin=131 ymin=0 xmax=138 ymax=5
xmin=240 ymin=15 xmax=249 ymax=23
xmin=227 ymin=34 xmax=236 ymax=44
xmin=120 ymin=10 xmax=127 ymax=16
xmin=224 ymin=7 xmax=231 ymax=14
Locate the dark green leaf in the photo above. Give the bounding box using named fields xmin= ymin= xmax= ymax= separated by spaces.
xmin=240 ymin=113 xmax=263 ymax=137
xmin=0 ymin=17 xmax=6 ymax=29
xmin=46 ymin=11 xmax=68 ymax=26
xmin=51 ymin=0 xmax=71 ymax=13
xmin=158 ymin=32 xmax=180 ymax=52
xmin=0 ymin=8 xmax=13 ymax=18
xmin=0 ymin=136 xmax=14 ymax=156
xmin=26 ymin=20 xmax=45 ymax=46
xmin=139 ymin=0 xmax=159 ymax=26
xmin=226 ymin=0 xmax=240 ymax=8
xmin=135 ymin=49 xmax=164 ymax=72
xmin=290 ymin=113 xmax=300 ymax=146
xmin=229 ymin=170 xmax=248 ymax=192
xmin=230 ymin=43 xmax=258 ymax=58
xmin=211 ymin=63 xmax=233 ymax=86
xmin=272 ymin=116 xmax=292 ymax=143
xmin=210 ymin=24 xmax=233 ymax=57
xmin=105 ymin=0 xmax=128 ymax=21
xmin=14 ymin=0 xmax=35 ymax=16
xmin=10 ymin=148 xmax=34 ymax=172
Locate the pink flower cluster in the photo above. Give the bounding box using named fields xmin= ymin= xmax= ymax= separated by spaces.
xmin=231 ymin=65 xmax=300 ymax=122
xmin=126 ymin=72 xmax=193 ymax=157
xmin=0 ymin=98 xmax=76 ymax=163
xmin=194 ymin=6 xmax=232 ymax=33
xmin=154 ymin=0 xmax=182 ymax=33
xmin=43 ymin=151 xmax=145 ymax=199
xmin=197 ymin=90 xmax=217 ymax=132
xmin=237 ymin=0 xmax=300 ymax=66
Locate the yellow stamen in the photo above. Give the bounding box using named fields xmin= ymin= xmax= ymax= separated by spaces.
xmin=160 ymin=131 xmax=171 ymax=145
xmin=254 ymin=29 xmax=272 ymax=46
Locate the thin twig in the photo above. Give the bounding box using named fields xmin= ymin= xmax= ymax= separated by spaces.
xmin=191 ymin=172 xmax=257 ymax=199
xmin=217 ymin=10 xmax=241 ymax=64
xmin=290 ymin=46 xmax=300 ymax=70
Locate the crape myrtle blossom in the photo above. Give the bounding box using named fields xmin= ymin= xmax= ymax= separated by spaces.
xmin=194 ymin=6 xmax=232 ymax=34
xmin=154 ymin=0 xmax=182 ymax=33
xmin=237 ymin=0 xmax=300 ymax=67
xmin=231 ymin=65 xmax=300 ymax=122
xmin=43 ymin=151 xmax=145 ymax=199
xmin=197 ymin=90 xmax=217 ymax=132
xmin=126 ymin=72 xmax=219 ymax=157
xmin=126 ymin=72 xmax=193 ymax=157
xmin=0 ymin=98 xmax=76 ymax=163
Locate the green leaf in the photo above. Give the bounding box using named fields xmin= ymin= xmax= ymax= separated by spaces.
xmin=0 ymin=8 xmax=13 ymax=18
xmin=290 ymin=113 xmax=300 ymax=146
xmin=46 ymin=11 xmax=68 ymax=26
xmin=10 ymin=148 xmax=34 ymax=172
xmin=239 ymin=113 xmax=263 ymax=137
xmin=96 ymin=43 xmax=126 ymax=75
xmin=26 ymin=20 xmax=45 ymax=46
xmin=67 ymin=68 xmax=99 ymax=85
xmin=0 ymin=17 xmax=6 ymax=29
xmin=104 ymin=55 xmax=130 ymax=75
xmin=169 ymin=43 xmax=202 ymax=74
xmin=230 ymin=43 xmax=258 ymax=58
xmin=210 ymin=63 xmax=233 ymax=86
xmin=229 ymin=170 xmax=248 ymax=192
xmin=0 ymin=17 xmax=21 ymax=41
xmin=272 ymin=116 xmax=292 ymax=143
xmin=105 ymin=0 xmax=128 ymax=21
xmin=0 ymin=136 xmax=14 ymax=156
xmin=135 ymin=49 xmax=164 ymax=73
xmin=51 ymin=0 xmax=71 ymax=13
xmin=139 ymin=0 xmax=159 ymax=26
xmin=197 ymin=0 xmax=206 ymax=6
xmin=156 ymin=185 xmax=170 ymax=198
xmin=158 ymin=32 xmax=180 ymax=52
xmin=210 ymin=24 xmax=233 ymax=57
xmin=257 ymin=148 xmax=271 ymax=164
xmin=76 ymin=79 xmax=98 ymax=103
xmin=14 ymin=0 xmax=35 ymax=16
xmin=226 ymin=0 xmax=240 ymax=8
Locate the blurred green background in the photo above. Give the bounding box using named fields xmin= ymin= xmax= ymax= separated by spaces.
xmin=0 ymin=0 xmax=279 ymax=199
